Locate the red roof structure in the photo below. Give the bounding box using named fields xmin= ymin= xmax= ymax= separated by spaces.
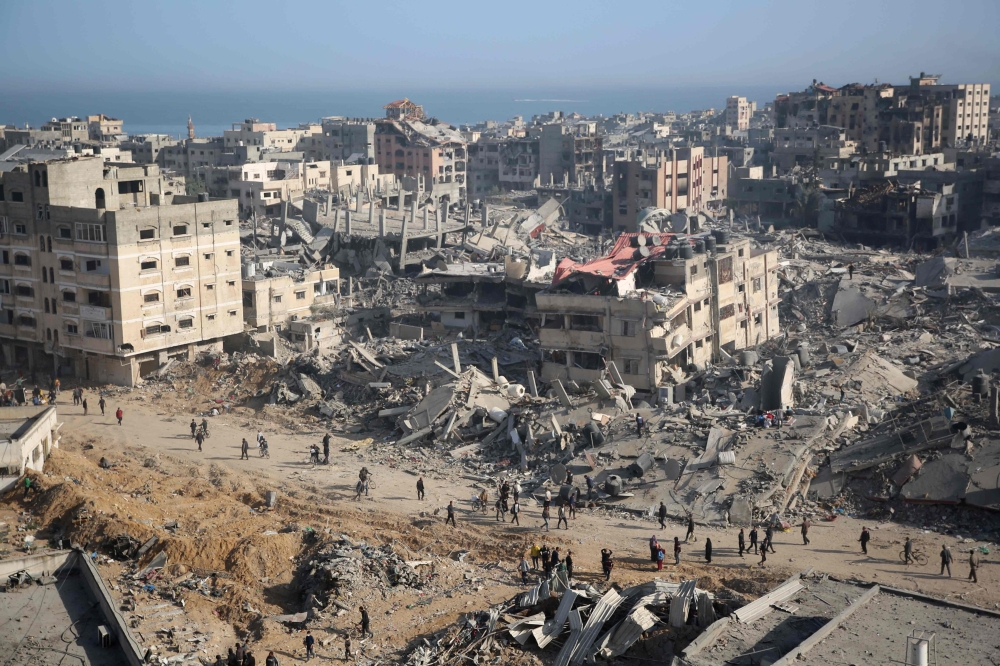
xmin=551 ymin=233 xmax=681 ymax=285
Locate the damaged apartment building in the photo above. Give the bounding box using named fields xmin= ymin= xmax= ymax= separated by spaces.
xmin=0 ymin=155 xmax=243 ymax=384
xmin=536 ymin=231 xmax=780 ymax=391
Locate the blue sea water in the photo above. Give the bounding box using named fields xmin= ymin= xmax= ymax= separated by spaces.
xmin=0 ymin=86 xmax=787 ymax=138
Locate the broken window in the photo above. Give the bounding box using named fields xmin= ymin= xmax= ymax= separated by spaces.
xmin=752 ymin=277 xmax=762 ymax=292
xmin=570 ymin=314 xmax=601 ymax=332
xmin=720 ymin=304 xmax=735 ymax=319
xmin=176 ymin=287 xmax=191 ymax=299
xmin=572 ymin=350 xmax=603 ymax=370
xmin=718 ymin=256 xmax=733 ymax=283
xmin=623 ymin=359 xmax=640 ymax=375
xmin=542 ymin=314 xmax=565 ymax=329
xmin=620 ymin=320 xmax=637 ymax=337
xmin=754 ymin=313 xmax=763 ymax=325
xmin=690 ymin=264 xmax=698 ymax=277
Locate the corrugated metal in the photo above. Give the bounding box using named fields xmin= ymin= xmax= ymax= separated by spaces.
xmin=535 ymin=590 xmax=578 ymax=648
xmin=733 ymin=579 xmax=803 ymax=624
xmin=669 ymin=580 xmax=697 ymax=627
xmin=569 ymin=588 xmax=626 ymax=665
xmin=602 ymin=607 xmax=659 ymax=658
xmin=553 ymin=609 xmax=584 ymax=666
xmin=508 ymin=611 xmax=545 ymax=644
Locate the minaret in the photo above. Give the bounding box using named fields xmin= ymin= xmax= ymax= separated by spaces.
xmin=187 ymin=115 xmax=195 ymax=139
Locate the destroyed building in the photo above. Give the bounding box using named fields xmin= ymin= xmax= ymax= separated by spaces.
xmin=537 ymin=231 xmax=780 ymax=390
xmin=241 ymin=263 xmax=340 ymax=332
xmin=374 ymin=116 xmax=467 ymax=203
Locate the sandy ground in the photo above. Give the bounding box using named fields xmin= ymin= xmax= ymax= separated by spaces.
xmin=6 ymin=392 xmax=999 ymax=662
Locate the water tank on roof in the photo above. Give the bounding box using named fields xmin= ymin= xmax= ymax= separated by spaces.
xmin=368 ymin=157 xmax=375 ymax=165
xmin=705 ymin=236 xmax=717 ymax=253
xmin=972 ymin=371 xmax=989 ymax=396
xmin=714 ymin=229 xmax=731 ymax=244
xmin=694 ymin=239 xmax=706 ymax=254
xmin=664 ymin=245 xmax=677 ymax=260
xmin=680 ymin=243 xmax=694 ymax=260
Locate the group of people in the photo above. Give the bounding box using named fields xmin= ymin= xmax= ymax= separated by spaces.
xmin=754 ymin=407 xmax=789 ymax=429
xmin=214 ymin=608 xmax=372 ymax=663
xmin=521 ymin=544 xmax=574 ymax=582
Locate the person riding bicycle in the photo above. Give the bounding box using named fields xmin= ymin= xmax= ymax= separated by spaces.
xmin=190 ymin=419 xmax=197 ymax=438
xmin=309 ymin=444 xmax=320 ymax=464
xmin=478 ymin=488 xmax=489 ymax=514
xmin=904 ymin=536 xmax=914 ymax=564
xmin=259 ymin=437 xmax=269 ymax=457
xmin=201 ymin=418 xmax=209 ymax=436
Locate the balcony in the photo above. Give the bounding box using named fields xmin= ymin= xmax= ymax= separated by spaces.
xmin=76 ymin=272 xmax=111 ymax=288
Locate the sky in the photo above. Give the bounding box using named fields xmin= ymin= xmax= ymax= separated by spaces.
xmin=1 ymin=0 xmax=998 ymax=93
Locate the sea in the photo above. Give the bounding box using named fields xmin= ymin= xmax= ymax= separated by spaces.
xmin=0 ymin=86 xmax=788 ymax=138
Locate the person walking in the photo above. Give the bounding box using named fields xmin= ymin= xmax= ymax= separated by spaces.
xmin=705 ymin=538 xmax=713 ymax=563
xmin=72 ymin=387 xmax=80 ymax=406
xmin=550 ymin=547 xmax=560 ymax=574
xmin=322 ymin=433 xmax=331 ymax=464
xmin=478 ymin=487 xmax=489 ymax=515
xmin=749 ymin=526 xmax=758 ymax=554
xmin=23 ymin=475 xmax=33 ymax=499
xmin=848 ymin=263 xmax=855 ymax=280
xmin=801 ymin=518 xmax=811 ymax=545
xmin=98 ymin=396 xmax=106 ymax=416
xmin=234 ymin=643 xmax=245 ymax=664
xmin=658 ymin=501 xmax=667 ymax=529
xmin=265 ymin=651 xmax=279 ymax=666
xmin=656 ymin=545 xmax=665 ymax=571
xmin=557 ymin=504 xmax=568 ymax=530
xmin=969 ymin=548 xmax=980 ymax=583
xmin=765 ymin=525 xmax=777 ymax=553
xmin=540 ymin=545 xmax=551 ymax=575
xmin=904 ymin=537 xmax=914 ymax=564
xmin=685 ymin=513 xmax=695 ymax=542
xmin=82 ymin=398 xmax=88 ymax=415
xmin=343 ymin=635 xmax=352 ymax=661
xmin=859 ymin=527 xmax=871 ymax=555
xmin=518 ymin=554 xmax=530 ymax=584
xmin=635 ymin=412 xmax=645 ymax=436
xmin=445 ymin=501 xmax=456 ymax=527
xmin=738 ymin=528 xmax=746 ymax=558
xmin=510 ymin=499 xmax=521 ymax=525
xmin=530 ymin=543 xmax=541 ymax=570
xmin=243 ymin=650 xmax=256 ymax=666
xmin=585 ymin=474 xmax=595 ymax=500
xmin=568 ymin=492 xmax=577 ymax=519
xmin=601 ymin=548 xmax=613 ymax=581
xmin=495 ymin=498 xmax=504 ymax=522
xmin=196 ymin=430 xmax=204 ymax=452
xmin=541 ymin=505 xmax=550 ymax=531
xmin=227 ymin=648 xmax=238 ymax=666
xmin=940 ymin=545 xmax=953 ymax=577
xmin=115 ymin=407 xmax=123 ymax=425
xmin=565 ymin=550 xmax=574 ymax=579
xmin=359 ymin=606 xmax=372 ymax=638
xmin=303 ymin=631 xmax=315 ymax=660
xmin=416 ymin=475 xmax=425 ymax=500
xmin=649 ymin=535 xmax=659 ymax=563
xmin=241 ymin=438 xmax=249 ymax=460
xmin=673 ymin=537 xmax=681 ymax=566
xmin=760 ymin=545 xmax=767 ymax=566
xmin=760 ymin=534 xmax=771 ymax=556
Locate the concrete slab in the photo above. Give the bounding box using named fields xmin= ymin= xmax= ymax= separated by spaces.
xmin=831 ymin=280 xmax=878 ymax=327
xmin=901 ymin=452 xmax=970 ymax=503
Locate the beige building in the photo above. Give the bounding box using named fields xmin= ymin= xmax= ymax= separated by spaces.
xmin=219 ymin=160 xmax=331 ymax=218
xmin=374 ymin=119 xmax=467 ymax=203
xmin=537 ymin=233 xmax=779 ymax=391
xmin=611 ymin=147 xmax=729 ymax=232
xmin=0 ymin=406 xmax=60 ymax=492
xmin=0 ymin=156 xmax=243 ymax=385
xmin=87 ymin=114 xmax=124 ymax=143
xmin=39 ymin=117 xmax=89 ymax=142
xmin=725 ymin=96 xmax=753 ymax=131
xmin=241 ymin=265 xmax=339 ymax=331
xmin=223 ymin=119 xmax=322 ymax=155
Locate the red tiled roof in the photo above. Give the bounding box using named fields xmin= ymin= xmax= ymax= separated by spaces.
xmin=814 ymin=83 xmax=837 ymax=93
xmin=384 ymin=99 xmax=416 ymax=109
xmin=551 ymin=232 xmax=679 ymax=285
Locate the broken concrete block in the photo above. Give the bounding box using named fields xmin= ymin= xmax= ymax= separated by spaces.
xmin=552 ymin=379 xmax=572 ymax=408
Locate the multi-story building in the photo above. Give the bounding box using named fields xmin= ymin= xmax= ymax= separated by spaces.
xmin=536 ymin=232 xmax=780 ymax=390
xmin=467 ymin=139 xmax=501 ymax=197
xmin=725 ymin=96 xmax=753 ymax=131
xmin=160 ymin=137 xmax=226 ymax=180
xmin=611 ymin=147 xmax=729 ymax=233
xmin=219 ymin=160 xmax=331 ymax=218
xmin=536 ymin=121 xmax=602 ymax=186
xmin=86 ymin=115 xmax=124 ymax=143
xmin=772 ymin=126 xmax=855 ymax=171
xmin=39 ymin=117 xmax=90 ymax=143
xmin=0 ymin=156 xmax=243 ymax=385
xmin=835 ymin=181 xmax=959 ymax=248
xmin=121 ymin=134 xmax=180 ymax=166
xmin=383 ymin=99 xmax=424 ymax=121
xmin=241 ymin=264 xmax=340 ymax=332
xmin=374 ymin=119 xmax=466 ymax=203
xmin=499 ymin=138 xmax=539 ymax=191
xmin=320 ymin=118 xmax=375 ymax=163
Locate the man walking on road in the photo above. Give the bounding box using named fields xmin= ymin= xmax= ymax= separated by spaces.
xmin=241 ymin=438 xmax=249 ymax=460
xmin=416 ymin=476 xmax=425 ymax=500
xmin=445 ymin=501 xmax=456 ymax=527
xmin=749 ymin=526 xmax=758 ymax=554
xmin=359 ymin=607 xmax=372 ymax=638
xmin=557 ymin=504 xmax=568 ymax=530
xmin=195 ymin=430 xmax=204 ymax=452
xmin=518 ymin=554 xmax=530 ymax=584
xmin=801 ymin=518 xmax=810 ymax=545
xmin=322 ymin=433 xmax=330 ymax=464
xmin=859 ymin=527 xmax=871 ymax=555
xmin=510 ymin=499 xmax=520 ymax=525
xmin=940 ymin=545 xmax=953 ymax=577
xmin=541 ymin=505 xmax=550 ymax=531
xmin=765 ymin=525 xmax=776 ymax=553
xmin=673 ymin=537 xmax=681 ymax=565
xmin=115 ymin=407 xmax=123 ymax=425
xmin=738 ymin=528 xmax=746 ymax=558
xmin=685 ymin=513 xmax=695 ymax=542
xmin=969 ymin=548 xmax=980 ymax=583
xmin=98 ymin=396 xmax=106 ymax=416
xmin=82 ymin=398 xmax=88 ymax=415
xmin=658 ymin=502 xmax=667 ymax=529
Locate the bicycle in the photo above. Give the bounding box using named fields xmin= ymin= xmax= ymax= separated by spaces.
xmin=259 ymin=441 xmax=270 ymax=459
xmin=899 ymin=549 xmax=928 ymax=566
xmin=198 ymin=425 xmax=211 ymax=440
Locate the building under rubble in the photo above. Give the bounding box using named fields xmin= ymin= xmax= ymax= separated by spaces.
xmin=536 ymin=231 xmax=780 ymax=390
